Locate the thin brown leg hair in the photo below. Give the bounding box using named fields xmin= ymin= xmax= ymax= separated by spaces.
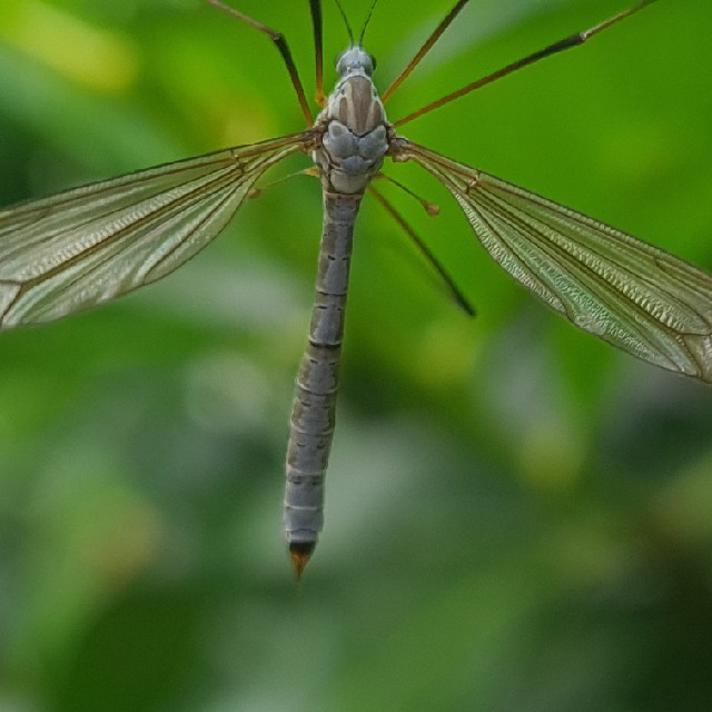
xmin=394 ymin=0 xmax=659 ymax=127
xmin=206 ymin=0 xmax=314 ymax=125
xmin=382 ymin=0 xmax=471 ymax=104
xmin=369 ymin=185 xmax=476 ymax=317
xmin=310 ymin=0 xmax=326 ymax=108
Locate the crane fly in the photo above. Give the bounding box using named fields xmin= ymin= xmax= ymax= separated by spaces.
xmin=1 ymin=0 xmax=710 ymax=577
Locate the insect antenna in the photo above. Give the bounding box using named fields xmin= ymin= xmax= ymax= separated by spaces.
xmin=334 ymin=0 xmax=355 ymax=45
xmin=359 ymin=0 xmax=380 ymax=46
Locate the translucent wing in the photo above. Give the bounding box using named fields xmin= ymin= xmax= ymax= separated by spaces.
xmin=0 ymin=133 xmax=307 ymax=328
xmin=399 ymin=140 xmax=712 ymax=383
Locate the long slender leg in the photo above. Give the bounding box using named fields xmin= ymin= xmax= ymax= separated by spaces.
xmin=206 ymin=0 xmax=313 ymax=125
xmin=310 ymin=0 xmax=325 ymax=108
xmin=394 ymin=0 xmax=659 ymax=127
xmin=369 ymin=185 xmax=476 ymax=317
xmin=382 ymin=0 xmax=471 ymax=103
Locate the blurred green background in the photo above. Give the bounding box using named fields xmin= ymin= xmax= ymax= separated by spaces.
xmin=1 ymin=0 xmax=711 ymax=710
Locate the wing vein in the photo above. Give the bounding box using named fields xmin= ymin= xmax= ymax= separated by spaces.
xmin=0 ymin=134 xmax=305 ymax=328
xmin=473 ymin=188 xmax=682 ymax=365
xmin=144 ymin=177 xmax=244 ymax=282
xmin=18 ymin=165 xmax=241 ymax=291
xmin=400 ymin=140 xmax=712 ymax=382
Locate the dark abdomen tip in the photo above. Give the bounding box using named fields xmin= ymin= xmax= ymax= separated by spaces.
xmin=289 ymin=541 xmax=316 ymax=580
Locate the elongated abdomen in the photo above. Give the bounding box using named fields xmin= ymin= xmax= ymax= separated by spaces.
xmin=284 ymin=191 xmax=362 ymax=574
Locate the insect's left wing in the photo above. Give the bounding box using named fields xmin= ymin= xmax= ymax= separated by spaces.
xmin=0 ymin=132 xmax=308 ymax=328
xmin=397 ymin=140 xmax=712 ymax=383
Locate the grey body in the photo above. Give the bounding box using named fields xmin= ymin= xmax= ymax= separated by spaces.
xmin=283 ymin=47 xmax=389 ymax=558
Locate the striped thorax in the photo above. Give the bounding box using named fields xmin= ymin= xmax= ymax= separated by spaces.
xmin=313 ymin=46 xmax=390 ymax=194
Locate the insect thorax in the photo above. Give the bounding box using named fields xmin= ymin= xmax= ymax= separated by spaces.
xmin=313 ymin=69 xmax=389 ymax=195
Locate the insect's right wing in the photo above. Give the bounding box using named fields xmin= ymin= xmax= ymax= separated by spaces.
xmin=0 ymin=132 xmax=309 ymax=329
xmin=397 ymin=140 xmax=712 ymax=383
